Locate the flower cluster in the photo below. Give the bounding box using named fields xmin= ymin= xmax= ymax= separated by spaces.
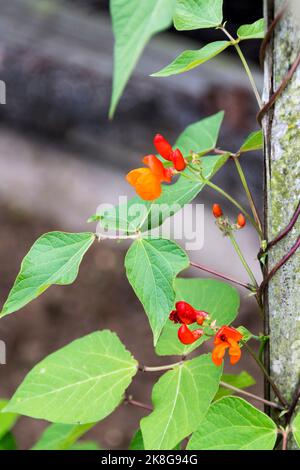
xmin=126 ymin=135 xmax=186 ymax=200
xmin=169 ymin=301 xmax=208 ymax=345
xmin=212 ymin=204 xmax=246 ymax=231
xmin=169 ymin=301 xmax=243 ymax=366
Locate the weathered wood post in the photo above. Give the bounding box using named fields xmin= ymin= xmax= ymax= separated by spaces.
xmin=263 ymin=0 xmax=300 ymax=447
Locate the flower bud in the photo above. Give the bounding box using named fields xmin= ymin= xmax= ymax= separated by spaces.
xmin=212 ymin=204 xmax=223 ymax=218
xmin=178 ymin=324 xmax=203 ymax=345
xmin=153 ymin=134 xmax=173 ymax=161
xmin=172 ymin=149 xmax=187 ymax=171
xmin=237 ymin=213 xmax=246 ymax=228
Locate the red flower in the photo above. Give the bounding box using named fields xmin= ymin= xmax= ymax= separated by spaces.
xmin=154 ymin=134 xmax=187 ymax=171
xmin=172 ymin=149 xmax=186 ymax=171
xmin=178 ymin=324 xmax=204 ymax=345
xmin=126 ymin=134 xmax=187 ymax=200
xmin=126 ymin=155 xmax=173 ymax=200
xmin=212 ymin=326 xmax=243 ymax=366
xmin=169 ymin=301 xmax=208 ymax=325
xmin=237 ymin=213 xmax=246 ymax=228
xmin=212 ymin=204 xmax=223 ymax=218
xmin=154 ymin=134 xmax=173 ymax=161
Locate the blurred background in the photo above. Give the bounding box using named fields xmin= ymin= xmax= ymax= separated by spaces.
xmin=0 ymin=0 xmax=264 ymax=450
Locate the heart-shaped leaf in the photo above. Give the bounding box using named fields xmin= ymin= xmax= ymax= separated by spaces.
xmin=4 ymin=330 xmax=138 ymax=424
xmin=109 ymin=0 xmax=175 ymax=117
xmin=237 ymin=19 xmax=265 ymax=40
xmin=151 ymin=41 xmax=231 ymax=77
xmin=239 ymin=130 xmax=263 ymax=153
xmin=1 ymin=232 xmax=95 ymax=317
xmin=141 ymin=354 xmax=222 ymax=450
xmin=187 ymin=396 xmax=277 ymax=450
xmin=125 ymin=238 xmax=189 ymax=344
xmin=174 ymin=0 xmax=223 ymax=31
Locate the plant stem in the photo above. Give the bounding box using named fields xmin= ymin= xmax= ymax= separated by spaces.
xmin=139 ymin=361 xmax=184 ymax=372
xmin=243 ymin=342 xmax=289 ymax=407
xmin=125 ymin=397 xmax=152 ymax=411
xmin=219 ymin=381 xmax=284 ymax=410
xmin=220 ymin=27 xmax=263 ymax=109
xmin=97 ymin=232 xmax=140 ymax=241
xmin=229 ymin=232 xmax=258 ymax=287
xmin=281 ymin=427 xmax=290 ymax=450
xmin=205 ymin=179 xmax=261 ymax=235
xmin=190 ymin=261 xmax=254 ymax=291
xmin=233 ymin=156 xmax=263 ymax=235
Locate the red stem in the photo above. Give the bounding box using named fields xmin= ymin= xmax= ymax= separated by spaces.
xmin=190 ymin=261 xmax=253 ymax=290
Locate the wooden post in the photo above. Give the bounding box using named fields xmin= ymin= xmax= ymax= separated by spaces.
xmin=263 ymin=0 xmax=300 ymax=448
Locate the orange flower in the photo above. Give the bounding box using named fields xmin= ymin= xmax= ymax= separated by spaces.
xmin=212 ymin=326 xmax=243 ymax=366
xmin=126 ymin=155 xmax=173 ymax=200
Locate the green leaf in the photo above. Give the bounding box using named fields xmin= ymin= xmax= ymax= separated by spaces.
xmin=70 ymin=441 xmax=101 ymax=450
xmin=0 ymin=432 xmax=17 ymax=451
xmin=4 ymin=330 xmax=138 ymax=424
xmin=125 ymin=238 xmax=189 ymax=344
xmin=156 ymin=278 xmax=240 ymax=356
xmin=239 ymin=130 xmax=263 ymax=153
xmin=0 ymin=232 xmax=95 ymax=318
xmin=141 ymin=354 xmax=222 ymax=450
xmin=187 ymin=396 xmax=277 ymax=450
xmin=32 ymin=423 xmax=95 ymax=450
xmin=98 ymin=112 xmax=227 ymax=233
xmin=237 ymin=19 xmax=265 ymax=40
xmin=151 ymin=41 xmax=231 ymax=77
xmin=109 ymin=0 xmax=175 ymax=117
xmin=292 ymin=412 xmax=300 ymax=448
xmin=215 ymin=371 xmax=256 ymax=401
xmin=0 ymin=400 xmax=18 ymax=440
xmin=237 ymin=326 xmax=253 ymax=343
xmin=129 ymin=429 xmax=181 ymax=450
xmin=174 ymin=0 xmax=223 ymax=31
xmin=129 ymin=429 xmax=145 ymax=450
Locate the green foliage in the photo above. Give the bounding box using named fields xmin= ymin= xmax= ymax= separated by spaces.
xmin=98 ymin=112 xmax=227 ymax=233
xmin=0 ymin=432 xmax=17 ymax=451
xmin=69 ymin=441 xmax=101 ymax=450
xmin=151 ymin=41 xmax=231 ymax=77
xmin=125 ymin=238 xmax=189 ymax=344
xmin=239 ymin=130 xmax=263 ymax=153
xmin=109 ymin=0 xmax=175 ymax=117
xmin=214 ymin=371 xmax=256 ymax=400
xmin=0 ymin=400 xmax=18 ymax=440
xmin=4 ymin=331 xmax=137 ymax=424
xmin=156 ymin=278 xmax=240 ymax=355
xmin=129 ymin=429 xmax=145 ymax=450
xmin=174 ymin=0 xmax=223 ymax=31
xmin=141 ymin=354 xmax=222 ymax=450
xmin=237 ymin=19 xmax=265 ymax=40
xmin=1 ymin=232 xmax=95 ymax=318
xmin=292 ymin=412 xmax=300 ymax=448
xmin=237 ymin=325 xmax=253 ymax=343
xmin=187 ymin=397 xmax=277 ymax=450
xmin=32 ymin=423 xmax=95 ymax=450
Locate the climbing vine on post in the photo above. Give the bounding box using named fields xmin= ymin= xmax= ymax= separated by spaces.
xmin=0 ymin=0 xmax=299 ymax=451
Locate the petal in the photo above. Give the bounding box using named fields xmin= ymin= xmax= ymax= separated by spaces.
xmin=172 ymin=149 xmax=186 ymax=171
xmin=215 ymin=325 xmax=243 ymax=344
xmin=134 ymin=171 xmax=162 ymax=200
xmin=212 ymin=343 xmax=228 ymax=366
xmin=153 ymin=134 xmax=173 ymax=161
xmin=126 ymin=168 xmax=150 ymax=186
xmin=162 ymin=167 xmax=173 ymax=183
xmin=143 ymin=155 xmax=166 ymax=182
xmin=229 ymin=343 xmax=241 ymax=365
